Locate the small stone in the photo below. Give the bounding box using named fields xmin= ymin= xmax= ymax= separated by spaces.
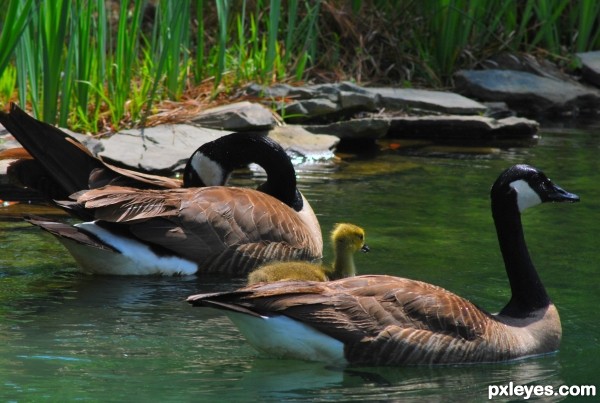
xmin=191 ymin=101 xmax=276 ymax=131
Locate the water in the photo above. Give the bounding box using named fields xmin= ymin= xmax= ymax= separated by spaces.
xmin=1 ymin=125 xmax=599 ymax=401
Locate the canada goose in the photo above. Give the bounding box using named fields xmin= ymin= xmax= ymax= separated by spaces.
xmin=188 ymin=165 xmax=579 ymax=365
xmin=1 ymin=105 xmax=322 ymax=276
xmin=248 ymin=223 xmax=369 ymax=284
xmin=0 ymin=103 xmax=299 ymax=206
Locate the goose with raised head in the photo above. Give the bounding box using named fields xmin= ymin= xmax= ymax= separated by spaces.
xmin=188 ymin=165 xmax=579 ymax=365
xmin=248 ymin=223 xmax=369 ymax=284
xmin=1 ymin=106 xmax=322 ymax=276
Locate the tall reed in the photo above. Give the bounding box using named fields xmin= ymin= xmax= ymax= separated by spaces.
xmin=2 ymin=0 xmax=600 ymax=132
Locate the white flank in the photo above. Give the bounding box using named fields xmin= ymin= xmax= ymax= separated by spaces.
xmin=189 ymin=152 xmax=228 ymax=186
xmin=58 ymin=222 xmax=197 ymax=276
xmin=225 ymin=311 xmax=347 ymax=365
xmin=510 ymin=179 xmax=542 ymax=212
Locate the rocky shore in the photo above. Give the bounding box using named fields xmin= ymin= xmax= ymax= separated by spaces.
xmin=3 ymin=51 xmax=600 ymax=177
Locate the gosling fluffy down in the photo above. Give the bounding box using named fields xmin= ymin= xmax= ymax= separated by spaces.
xmin=248 ymin=223 xmax=369 ymax=284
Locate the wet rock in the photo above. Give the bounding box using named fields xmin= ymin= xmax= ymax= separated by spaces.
xmin=388 ymin=115 xmax=538 ymax=140
xmin=191 ymin=101 xmax=276 ymax=131
xmin=98 ymin=124 xmax=229 ymax=174
xmin=577 ymin=51 xmax=600 ymax=87
xmin=454 ymin=69 xmax=600 ymax=115
xmin=267 ymin=125 xmax=338 ymax=162
xmin=304 ymin=118 xmax=390 ymax=140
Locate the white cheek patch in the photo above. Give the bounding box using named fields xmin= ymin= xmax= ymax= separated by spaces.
xmin=510 ymin=179 xmax=542 ymax=212
xmin=190 ymin=153 xmax=226 ymax=186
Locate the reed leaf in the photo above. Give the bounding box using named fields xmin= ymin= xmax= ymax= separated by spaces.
xmin=0 ymin=0 xmax=34 ymax=81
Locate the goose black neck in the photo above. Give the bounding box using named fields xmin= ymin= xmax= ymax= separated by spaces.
xmin=493 ymin=196 xmax=550 ymax=317
xmin=184 ymin=132 xmax=303 ymax=211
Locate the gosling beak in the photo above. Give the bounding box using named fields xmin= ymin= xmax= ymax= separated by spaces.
xmin=361 ymin=244 xmax=370 ymax=253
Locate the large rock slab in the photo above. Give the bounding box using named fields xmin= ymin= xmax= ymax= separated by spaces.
xmin=388 ymin=115 xmax=538 ymax=140
xmin=455 ymin=69 xmax=600 ymax=115
xmin=191 ymin=101 xmax=276 ymax=131
xmin=98 ymin=124 xmax=230 ymax=174
xmin=577 ymin=51 xmax=600 ymax=88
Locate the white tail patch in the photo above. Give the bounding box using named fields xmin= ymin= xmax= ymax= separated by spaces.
xmin=63 ymin=222 xmax=198 ymax=275
xmin=510 ymin=179 xmax=542 ymax=212
xmin=224 ymin=311 xmax=347 ymax=365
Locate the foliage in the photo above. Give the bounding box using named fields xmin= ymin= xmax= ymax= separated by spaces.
xmin=1 ymin=0 xmax=600 ymax=132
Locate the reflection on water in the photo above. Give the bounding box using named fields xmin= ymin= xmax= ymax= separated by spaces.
xmin=1 ymin=127 xmax=599 ymax=401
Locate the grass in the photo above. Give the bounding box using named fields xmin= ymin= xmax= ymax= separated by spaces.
xmin=1 ymin=0 xmax=600 ymax=132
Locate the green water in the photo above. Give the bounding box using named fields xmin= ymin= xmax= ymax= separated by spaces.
xmin=1 ymin=126 xmax=599 ymax=402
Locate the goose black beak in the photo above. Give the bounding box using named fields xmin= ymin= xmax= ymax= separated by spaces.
xmin=361 ymin=244 xmax=370 ymax=253
xmin=547 ymin=184 xmax=580 ymax=203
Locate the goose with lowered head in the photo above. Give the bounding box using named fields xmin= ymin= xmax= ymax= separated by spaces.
xmin=0 ymin=106 xmax=322 ymax=276
xmin=188 ymin=165 xmax=579 ymax=365
xmin=248 ymin=223 xmax=369 ymax=284
xmin=0 ymin=103 xmax=304 ymax=204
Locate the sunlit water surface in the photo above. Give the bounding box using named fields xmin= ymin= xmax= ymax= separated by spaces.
xmin=1 ymin=124 xmax=599 ymax=402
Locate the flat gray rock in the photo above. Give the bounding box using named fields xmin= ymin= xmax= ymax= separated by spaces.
xmin=388 ymin=115 xmax=538 ymax=139
xmin=577 ymin=51 xmax=600 ymax=87
xmin=367 ymin=87 xmax=487 ymax=115
xmin=455 ymin=69 xmax=600 ymax=114
xmin=98 ymin=124 xmax=230 ymax=174
xmin=191 ymin=101 xmax=276 ymax=131
xmin=304 ymin=118 xmax=390 ymax=140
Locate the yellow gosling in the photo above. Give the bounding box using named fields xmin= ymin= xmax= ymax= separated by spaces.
xmin=248 ymin=223 xmax=369 ymax=285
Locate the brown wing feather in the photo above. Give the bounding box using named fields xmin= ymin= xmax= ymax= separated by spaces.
xmin=188 ymin=275 xmax=510 ymax=364
xmin=65 ymin=185 xmax=322 ymax=274
xmin=89 ymin=162 xmax=183 ymax=190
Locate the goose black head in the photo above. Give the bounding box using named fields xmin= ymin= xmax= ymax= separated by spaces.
xmin=491 ymin=164 xmax=580 ymax=213
xmin=182 ymin=132 xmax=303 ymax=211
